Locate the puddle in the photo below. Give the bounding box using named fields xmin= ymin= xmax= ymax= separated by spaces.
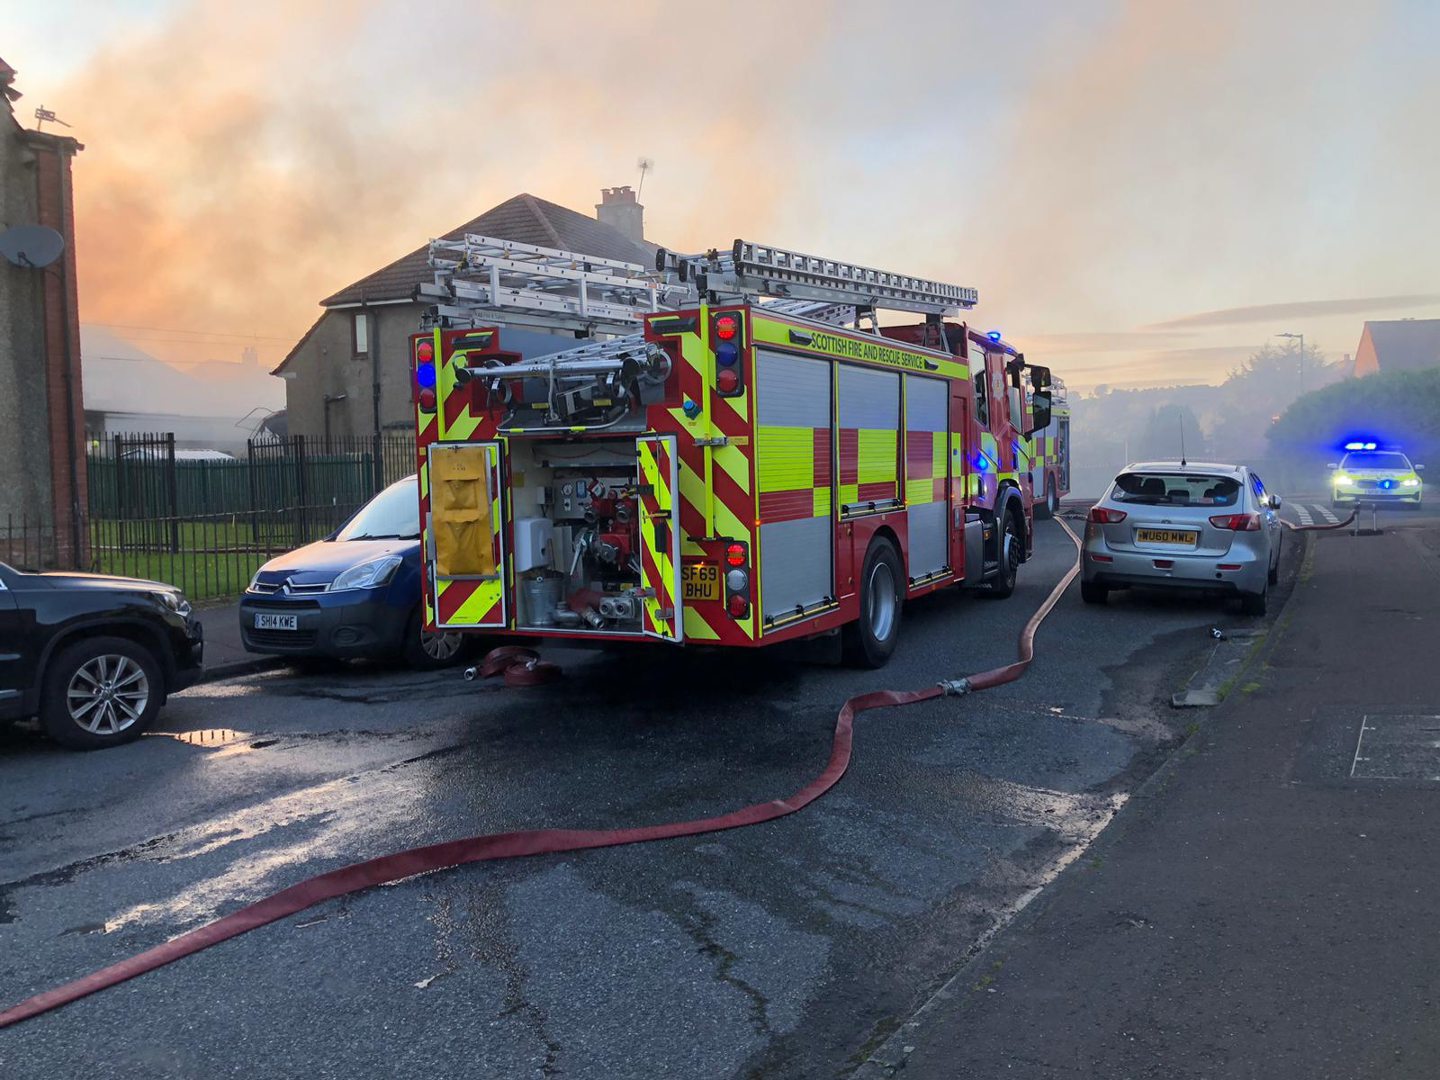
xmin=148 ymin=729 xmax=272 ymax=756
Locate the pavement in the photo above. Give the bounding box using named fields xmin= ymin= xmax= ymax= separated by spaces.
xmin=193 ymin=599 xmax=276 ymax=679
xmin=864 ymin=510 xmax=1440 ymax=1078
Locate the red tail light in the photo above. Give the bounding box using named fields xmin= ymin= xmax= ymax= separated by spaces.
xmin=1209 ymin=513 xmax=1261 ymax=531
xmin=416 ymin=341 xmax=434 ymax=363
xmin=716 ymin=367 xmax=740 ymax=395
xmin=715 ymin=315 xmax=739 ymax=341
xmin=726 ymin=542 xmax=747 ymax=567
xmin=1088 ymin=506 xmax=1127 ymax=524
xmin=727 ymin=594 xmax=749 ymax=618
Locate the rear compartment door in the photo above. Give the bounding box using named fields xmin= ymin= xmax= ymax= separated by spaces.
xmin=637 ymin=434 xmax=683 ymax=642
xmin=426 ymin=441 xmax=509 ymax=629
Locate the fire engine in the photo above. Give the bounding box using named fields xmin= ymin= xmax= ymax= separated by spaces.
xmin=1024 ymin=374 xmax=1070 ymax=517
xmin=409 ymin=235 xmax=1056 ymax=667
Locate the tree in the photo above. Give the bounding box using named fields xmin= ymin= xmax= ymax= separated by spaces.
xmin=1267 ymin=367 xmax=1440 ymax=467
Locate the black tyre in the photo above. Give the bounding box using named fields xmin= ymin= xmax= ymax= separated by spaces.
xmin=40 ymin=636 xmax=164 ymax=750
xmin=402 ymin=609 xmax=468 ymax=671
xmin=841 ymin=538 xmax=904 ymax=669
xmin=1267 ymin=534 xmax=1282 ymax=585
xmin=1080 ymin=580 xmax=1109 ymax=605
xmin=1240 ymin=584 xmax=1267 ymax=617
xmin=1034 ymin=482 xmax=1054 ymax=520
xmin=983 ymin=509 xmax=1023 ymax=600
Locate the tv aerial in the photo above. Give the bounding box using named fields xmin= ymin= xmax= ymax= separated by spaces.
xmin=0 ymin=224 xmax=65 ymax=269
xmin=636 ymin=156 xmax=654 ymax=197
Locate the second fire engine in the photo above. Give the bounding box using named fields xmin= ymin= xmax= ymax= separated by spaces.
xmin=410 ymin=236 xmax=1056 ymax=667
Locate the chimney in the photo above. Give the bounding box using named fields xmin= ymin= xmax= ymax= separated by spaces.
xmin=596 ymin=186 xmax=644 ymax=245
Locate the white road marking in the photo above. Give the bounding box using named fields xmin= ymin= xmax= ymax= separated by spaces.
xmin=1350 ymin=716 xmax=1372 ymax=779
xmin=1295 ymin=505 xmax=1314 ymax=526
xmin=1317 ymin=505 xmax=1339 ymax=524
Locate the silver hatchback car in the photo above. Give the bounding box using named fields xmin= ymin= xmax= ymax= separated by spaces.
xmin=1081 ymin=461 xmax=1283 ymax=615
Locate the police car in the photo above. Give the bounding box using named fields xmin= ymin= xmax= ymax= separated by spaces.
xmin=1329 ymin=442 xmax=1425 ymax=509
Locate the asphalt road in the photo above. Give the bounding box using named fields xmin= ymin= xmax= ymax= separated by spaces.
xmin=1 ymin=514 xmax=1296 ymax=1079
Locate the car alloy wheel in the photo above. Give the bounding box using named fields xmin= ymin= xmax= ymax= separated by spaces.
xmin=420 ymin=629 xmax=464 ymax=663
xmin=67 ymin=654 xmax=150 ymax=736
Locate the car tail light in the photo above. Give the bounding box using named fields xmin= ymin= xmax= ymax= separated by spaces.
xmin=1090 ymin=554 xmax=1114 ymax=563
xmin=1088 ymin=506 xmax=1127 ymax=524
xmin=1209 ymin=513 xmax=1261 ymax=531
xmin=1218 ymin=563 xmax=1242 ymax=570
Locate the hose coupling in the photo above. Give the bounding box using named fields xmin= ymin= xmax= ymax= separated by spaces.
xmin=938 ymin=678 xmax=972 ymax=696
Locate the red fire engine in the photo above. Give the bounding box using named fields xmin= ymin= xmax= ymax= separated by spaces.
xmin=410 ymin=236 xmax=1055 ymax=667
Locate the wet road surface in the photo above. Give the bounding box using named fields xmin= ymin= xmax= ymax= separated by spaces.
xmin=0 ymin=518 xmax=1293 ymax=1078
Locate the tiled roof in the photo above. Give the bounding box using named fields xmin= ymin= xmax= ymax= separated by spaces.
xmin=320 ymin=193 xmax=658 ymax=308
xmin=1365 ymin=319 xmax=1440 ymax=373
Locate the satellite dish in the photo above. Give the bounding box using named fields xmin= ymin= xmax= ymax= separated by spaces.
xmin=0 ymin=225 xmax=65 ymax=269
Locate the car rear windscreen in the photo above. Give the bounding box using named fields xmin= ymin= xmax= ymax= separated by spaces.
xmin=1111 ymin=472 xmax=1241 ymax=507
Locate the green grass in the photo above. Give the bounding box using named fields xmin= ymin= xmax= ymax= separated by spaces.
xmin=87 ymin=517 xmax=322 ymax=602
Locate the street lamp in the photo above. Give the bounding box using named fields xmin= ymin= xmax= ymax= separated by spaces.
xmin=1276 ymin=331 xmax=1304 ymax=395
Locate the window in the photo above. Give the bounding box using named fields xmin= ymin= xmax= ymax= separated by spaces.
xmin=1111 ymin=471 xmax=1241 ymax=507
xmin=973 ymin=349 xmax=989 ymax=427
xmin=1341 ymin=452 xmax=1409 ymax=470
xmin=352 ymin=312 xmax=369 ymax=355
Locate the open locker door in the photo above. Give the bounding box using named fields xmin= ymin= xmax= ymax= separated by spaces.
xmin=637 ymin=434 xmax=683 ymax=642
xmin=426 ymin=441 xmax=509 ymax=629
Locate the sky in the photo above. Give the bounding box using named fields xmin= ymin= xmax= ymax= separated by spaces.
xmin=6 ymin=0 xmax=1440 ymax=394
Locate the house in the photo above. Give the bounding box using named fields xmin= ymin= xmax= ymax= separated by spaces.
xmin=1353 ymin=318 xmax=1440 ymax=377
xmin=0 ymin=57 xmax=86 ymax=566
xmin=81 ymin=326 xmax=284 ymax=452
xmin=274 ymin=187 xmax=658 ymax=439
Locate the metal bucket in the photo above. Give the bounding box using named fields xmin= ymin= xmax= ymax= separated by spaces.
xmin=519 ymin=571 xmax=564 ymax=627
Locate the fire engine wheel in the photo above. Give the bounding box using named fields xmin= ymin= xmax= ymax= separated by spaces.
xmin=842 ymin=538 xmax=904 ymax=669
xmin=1035 ymin=482 xmax=1057 ymax=520
xmin=984 ymin=509 xmax=1023 ymax=600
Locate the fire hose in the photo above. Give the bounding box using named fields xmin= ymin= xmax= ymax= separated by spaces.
xmin=2 ymin=519 xmax=1087 ymax=1028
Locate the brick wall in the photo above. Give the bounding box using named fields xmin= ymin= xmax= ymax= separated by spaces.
xmin=26 ymin=131 xmax=87 ymax=566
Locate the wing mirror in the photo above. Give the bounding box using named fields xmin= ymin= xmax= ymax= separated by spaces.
xmin=1326 ymin=463 xmax=1338 ymax=470
xmin=1416 ymin=464 xmax=1426 ymax=472
xmin=1268 ymin=494 xmax=1283 ymax=510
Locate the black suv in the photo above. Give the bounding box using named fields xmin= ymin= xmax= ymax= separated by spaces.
xmin=0 ymin=562 xmax=204 ymax=750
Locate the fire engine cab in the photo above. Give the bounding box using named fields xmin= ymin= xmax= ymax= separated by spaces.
xmin=410 ymin=236 xmax=1055 ymax=667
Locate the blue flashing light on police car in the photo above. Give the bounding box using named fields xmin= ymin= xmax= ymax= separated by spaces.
xmin=1344 ymin=440 xmax=1377 ymax=451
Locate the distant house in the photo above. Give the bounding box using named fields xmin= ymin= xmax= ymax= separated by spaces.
xmin=1353 ymin=318 xmax=1440 ymax=377
xmin=81 ymin=325 xmax=284 ymax=451
xmin=274 ymin=188 xmax=659 ymax=440
xmin=0 ymin=57 xmax=86 ymax=566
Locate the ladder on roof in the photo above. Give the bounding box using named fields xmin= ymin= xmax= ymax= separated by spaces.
xmin=419 ymin=233 xmax=679 ymax=334
xmin=418 ymin=233 xmax=978 ymax=334
xmin=659 ymin=239 xmax=978 ymax=315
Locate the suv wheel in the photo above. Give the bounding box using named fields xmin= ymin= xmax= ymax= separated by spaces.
xmin=41 ymin=636 xmax=164 ymax=750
